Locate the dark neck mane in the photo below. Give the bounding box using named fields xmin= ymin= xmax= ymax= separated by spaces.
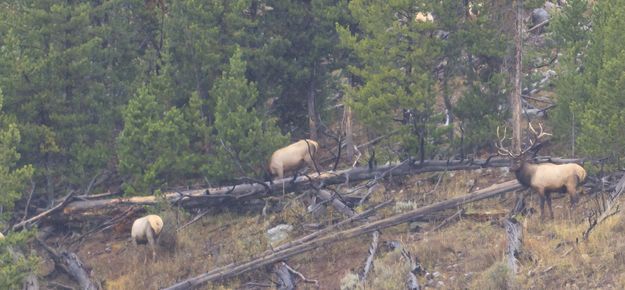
xmin=514 ymin=161 xmax=535 ymax=187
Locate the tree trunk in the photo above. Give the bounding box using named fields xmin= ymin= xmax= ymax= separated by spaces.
xmin=37 ymin=239 xmax=99 ymax=290
xmin=274 ymin=263 xmax=295 ymax=290
xmin=308 ymin=62 xmax=319 ymax=140
xmin=345 ymin=103 xmax=354 ymax=162
xmin=511 ymin=0 xmax=524 ymax=154
xmin=504 ymin=218 xmax=522 ymax=274
xmin=162 ymin=180 xmax=524 ymax=290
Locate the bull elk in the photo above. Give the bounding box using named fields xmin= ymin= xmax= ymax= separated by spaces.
xmin=269 ymin=139 xmax=320 ymax=180
xmin=496 ymin=123 xmax=587 ymax=220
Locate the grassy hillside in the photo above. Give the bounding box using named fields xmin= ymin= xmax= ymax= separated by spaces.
xmin=35 ymin=167 xmax=624 ymax=289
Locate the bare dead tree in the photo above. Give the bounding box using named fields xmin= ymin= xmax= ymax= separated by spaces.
xmin=163 ymin=180 xmax=523 ymax=290
xmin=510 ymin=0 xmax=524 ymax=155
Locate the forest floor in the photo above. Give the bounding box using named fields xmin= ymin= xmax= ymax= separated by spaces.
xmin=35 ymin=165 xmax=625 ymax=290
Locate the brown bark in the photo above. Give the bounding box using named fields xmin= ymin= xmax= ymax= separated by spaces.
xmin=511 ymin=0 xmax=524 ymax=154
xmin=308 ymin=63 xmax=319 ymax=140
xmin=345 ymin=103 xmax=354 ymax=162
xmin=163 ymin=180 xmax=523 ymax=290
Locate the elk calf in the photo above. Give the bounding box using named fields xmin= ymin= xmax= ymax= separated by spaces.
xmin=131 ymin=214 xmax=164 ymax=262
xmin=269 ymin=139 xmax=319 ymax=180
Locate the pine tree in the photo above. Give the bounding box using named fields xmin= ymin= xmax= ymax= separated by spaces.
xmin=0 ymin=230 xmax=39 ymax=289
xmin=208 ymin=47 xmax=288 ymax=181
xmin=165 ymin=0 xmax=250 ymax=119
xmin=0 ymin=90 xmax=37 ymax=289
xmin=549 ymin=0 xmax=590 ymax=154
xmin=552 ymin=0 xmax=625 ymax=160
xmin=0 ymin=0 xmax=161 ymax=202
xmin=338 ymin=0 xmax=446 ymax=161
xmin=116 ymin=87 xmax=191 ymax=195
xmin=0 ymin=90 xmax=34 ymax=224
xmin=247 ymin=0 xmax=352 ymax=138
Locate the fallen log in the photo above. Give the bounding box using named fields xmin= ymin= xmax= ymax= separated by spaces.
xmin=504 ymin=218 xmax=523 ymax=274
xmin=189 ymin=200 xmax=393 ymax=284
xmin=13 ymin=191 xmax=75 ymax=231
xmin=274 ymin=262 xmax=295 ymax=290
xmin=37 ymin=238 xmax=99 ymax=290
xmin=162 ymin=179 xmax=523 ymax=290
xmin=63 ymin=157 xmax=580 ymax=216
xmin=315 ymin=190 xmax=356 ymax=217
xmin=315 ymin=189 xmax=380 ymax=282
xmin=359 ymin=230 xmax=379 ymax=281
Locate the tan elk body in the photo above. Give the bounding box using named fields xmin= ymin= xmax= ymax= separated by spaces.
xmin=514 ymin=161 xmax=586 ymax=220
xmin=131 ymin=214 xmax=164 ymax=262
xmin=269 ymin=139 xmax=319 ymax=180
xmin=497 ymin=123 xmax=587 ymax=220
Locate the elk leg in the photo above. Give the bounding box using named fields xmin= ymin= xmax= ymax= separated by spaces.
xmin=147 ymin=227 xmax=157 ymax=261
xmin=277 ymin=168 xmax=284 ymax=180
xmin=132 ymin=238 xmax=140 ymax=264
xmin=567 ymin=183 xmax=579 ymax=207
xmin=546 ymin=192 xmax=554 ymax=220
xmin=536 ymin=188 xmax=547 ymax=221
xmin=539 ymin=195 xmax=546 ymax=221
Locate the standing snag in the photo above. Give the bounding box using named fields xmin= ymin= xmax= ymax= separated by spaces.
xmin=496 ymin=123 xmax=587 ymax=220
xmin=269 ymin=139 xmax=319 ymax=180
xmin=131 ymin=214 xmax=164 ymax=262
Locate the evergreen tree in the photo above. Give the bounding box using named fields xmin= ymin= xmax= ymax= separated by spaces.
xmin=0 ymin=0 xmax=160 ymax=202
xmin=116 ymin=87 xmax=191 ymax=195
xmin=549 ymin=0 xmax=590 ymax=153
xmin=208 ymin=47 xmax=288 ymax=181
xmin=0 ymin=90 xmax=37 ymax=289
xmin=247 ymin=0 xmax=352 ymax=137
xmin=0 ymin=90 xmax=34 ymax=224
xmin=552 ymin=0 xmax=625 ymax=160
xmin=0 ymin=230 xmax=39 ymax=289
xmin=165 ymin=0 xmax=250 ymax=118
xmin=338 ymin=0 xmax=445 ymax=161
xmin=435 ymin=0 xmax=509 ymax=154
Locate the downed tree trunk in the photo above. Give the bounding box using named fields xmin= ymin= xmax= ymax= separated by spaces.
xmin=163 ymin=179 xmax=523 ymax=290
xmin=504 ymin=218 xmax=523 ymax=274
xmin=64 ymin=157 xmax=579 ymax=216
xmin=315 ymin=189 xmax=380 ymax=282
xmin=274 ymin=263 xmax=295 ymax=290
xmin=316 ymin=190 xmax=356 ymax=217
xmin=13 ymin=191 xmax=75 ymax=231
xmin=37 ymin=238 xmax=99 ymax=290
xmin=359 ymin=230 xmax=379 ymax=281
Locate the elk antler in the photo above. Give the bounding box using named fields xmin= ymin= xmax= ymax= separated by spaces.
xmin=495 ymin=122 xmax=552 ymax=159
xmin=521 ymin=122 xmax=552 ymax=156
xmin=495 ymin=126 xmax=517 ymax=158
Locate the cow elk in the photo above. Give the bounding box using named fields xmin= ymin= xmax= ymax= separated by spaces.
xmin=269 ymin=139 xmax=319 ymax=180
xmin=496 ymin=123 xmax=587 ymax=221
xmin=131 ymin=214 xmax=164 ymax=263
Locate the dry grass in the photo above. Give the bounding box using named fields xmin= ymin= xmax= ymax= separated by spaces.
xmin=64 ymin=168 xmax=625 ymax=290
